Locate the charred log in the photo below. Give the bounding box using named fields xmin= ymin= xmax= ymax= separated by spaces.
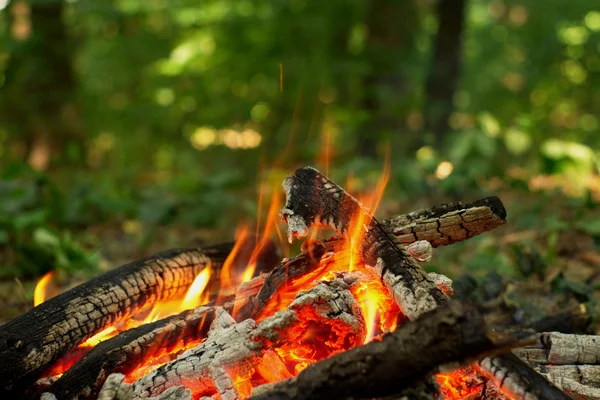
xmin=476 ymin=353 xmax=569 ymax=400
xmin=280 ymin=166 xmax=448 ymax=319
xmin=44 ymin=275 xmax=267 ymax=400
xmin=249 ymin=301 xmax=528 ymax=400
xmin=47 ymin=306 xmax=219 ymax=400
xmin=0 ymin=245 xmax=234 ymax=395
xmin=114 ymin=276 xmax=365 ymax=400
xmin=382 ymin=196 xmax=506 ymax=247
xmin=1 ymin=234 xmax=280 ymax=396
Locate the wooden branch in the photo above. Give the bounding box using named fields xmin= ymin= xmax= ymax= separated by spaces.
xmin=240 ymin=192 xmax=505 ymax=321
xmin=381 ymin=196 xmax=506 ymax=247
xmin=533 ymin=365 xmax=600 ymax=400
xmin=280 ymin=166 xmax=448 ymax=320
xmin=0 ymin=244 xmax=236 ymax=396
xmin=540 ymin=332 xmax=600 ymax=364
xmin=476 ymin=353 xmax=569 ymax=400
xmin=249 ymin=301 xmax=527 ymax=400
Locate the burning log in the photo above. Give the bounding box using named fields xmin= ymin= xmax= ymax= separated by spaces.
xmin=0 ymin=245 xmax=233 ymax=395
xmin=47 ymin=306 xmax=219 ymax=400
xmin=280 ymin=166 xmax=448 ymax=320
xmin=249 ymin=300 xmax=530 ymax=400
xmin=103 ymin=275 xmax=365 ymax=400
xmin=1 ymin=235 xmax=282 ymax=397
xmin=279 ymin=167 xmax=567 ymax=399
xmin=44 ymin=275 xmax=268 ymax=400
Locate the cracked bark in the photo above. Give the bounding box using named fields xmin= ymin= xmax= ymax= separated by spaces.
xmin=1 ymin=234 xmax=279 ymax=397
xmin=476 ymin=353 xmax=569 ymax=400
xmin=45 ymin=273 xmax=266 ymax=400
xmin=280 ymin=166 xmax=448 ymax=320
xmin=278 ymin=167 xmax=565 ymax=399
xmin=0 ymin=246 xmax=230 ymax=395
xmin=382 ymin=196 xmax=506 ymax=247
xmin=239 ymin=194 xmax=502 ymax=321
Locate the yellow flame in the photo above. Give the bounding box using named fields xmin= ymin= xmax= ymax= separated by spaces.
xmin=182 ymin=268 xmax=212 ymax=310
xmin=81 ymin=326 xmax=119 ymax=347
xmin=34 ymin=271 xmax=55 ymax=306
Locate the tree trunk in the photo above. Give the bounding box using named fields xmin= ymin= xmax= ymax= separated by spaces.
xmin=358 ymin=0 xmax=418 ymax=158
xmin=1 ymin=0 xmax=84 ymax=169
xmin=423 ymin=0 xmax=467 ymax=149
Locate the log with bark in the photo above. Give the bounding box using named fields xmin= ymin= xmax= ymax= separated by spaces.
xmin=45 ymin=274 xmax=267 ymax=400
xmin=278 ymin=167 xmax=567 ymax=400
xmin=0 ymin=237 xmax=279 ymax=396
xmin=237 ymin=195 xmax=503 ymax=321
xmin=249 ymin=301 xmax=533 ymax=400
xmin=512 ymin=332 xmax=600 ymax=400
xmin=280 ymin=166 xmax=448 ymax=320
xmin=91 ymin=274 xmax=366 ymax=400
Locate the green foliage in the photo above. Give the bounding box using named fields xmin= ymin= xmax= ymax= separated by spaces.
xmin=0 ymin=0 xmax=598 ymax=285
xmin=0 ymin=163 xmax=99 ymax=278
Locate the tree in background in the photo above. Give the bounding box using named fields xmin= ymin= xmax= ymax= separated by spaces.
xmin=1 ymin=0 xmax=84 ymax=170
xmin=423 ymin=0 xmax=468 ymax=148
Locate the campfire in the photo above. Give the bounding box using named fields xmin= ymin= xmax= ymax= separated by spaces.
xmin=0 ymin=167 xmax=597 ymax=400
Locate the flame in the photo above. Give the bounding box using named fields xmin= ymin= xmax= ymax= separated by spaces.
xmin=36 ymin=152 xmax=509 ymax=400
xmin=34 ymin=271 xmax=55 ymax=306
xmin=436 ymin=366 xmax=488 ymax=400
xmin=182 ymin=268 xmax=212 ymax=310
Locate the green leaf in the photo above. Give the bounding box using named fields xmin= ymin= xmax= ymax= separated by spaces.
xmin=12 ymin=209 xmax=49 ymax=231
xmin=577 ymin=218 xmax=600 ymax=236
xmin=33 ymin=227 xmax=61 ymax=249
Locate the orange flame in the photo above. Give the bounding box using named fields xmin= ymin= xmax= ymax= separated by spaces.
xmin=34 ymin=271 xmax=55 ymax=306
xmin=37 ymin=150 xmax=502 ymax=400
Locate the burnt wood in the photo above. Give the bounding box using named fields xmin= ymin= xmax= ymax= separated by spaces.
xmin=281 ymin=166 xmax=448 ymax=320
xmin=279 ymin=167 xmax=567 ymax=399
xmin=0 ymin=245 xmax=234 ymax=396
xmin=477 ymin=353 xmax=569 ymax=400
xmin=48 ymin=305 xmax=221 ymax=400
xmin=241 ymin=194 xmax=506 ymax=322
xmin=46 ymin=274 xmax=268 ymax=400
xmin=382 ymin=195 xmax=506 ymax=247
xmin=249 ymin=301 xmax=525 ymax=400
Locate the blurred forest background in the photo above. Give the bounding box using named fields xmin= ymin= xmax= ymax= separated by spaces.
xmin=0 ymin=0 xmax=599 ymax=323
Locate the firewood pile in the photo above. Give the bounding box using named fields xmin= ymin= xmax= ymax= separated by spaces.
xmin=0 ymin=167 xmax=597 ymax=400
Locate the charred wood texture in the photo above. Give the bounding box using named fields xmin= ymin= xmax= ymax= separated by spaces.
xmin=279 ymin=167 xmax=567 ymax=399
xmin=477 ymin=353 xmax=569 ymax=400
xmin=533 ymin=365 xmax=600 ymax=400
xmin=112 ymin=276 xmax=365 ymax=400
xmin=47 ymin=275 xmax=267 ymax=400
xmin=242 ymin=195 xmax=504 ymax=321
xmin=281 ymin=166 xmax=448 ymax=319
xmin=48 ymin=306 xmax=219 ymax=400
xmin=0 ymin=244 xmax=234 ymax=395
xmin=249 ymin=301 xmax=522 ymax=400
xmin=382 ymin=196 xmax=506 ymax=247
